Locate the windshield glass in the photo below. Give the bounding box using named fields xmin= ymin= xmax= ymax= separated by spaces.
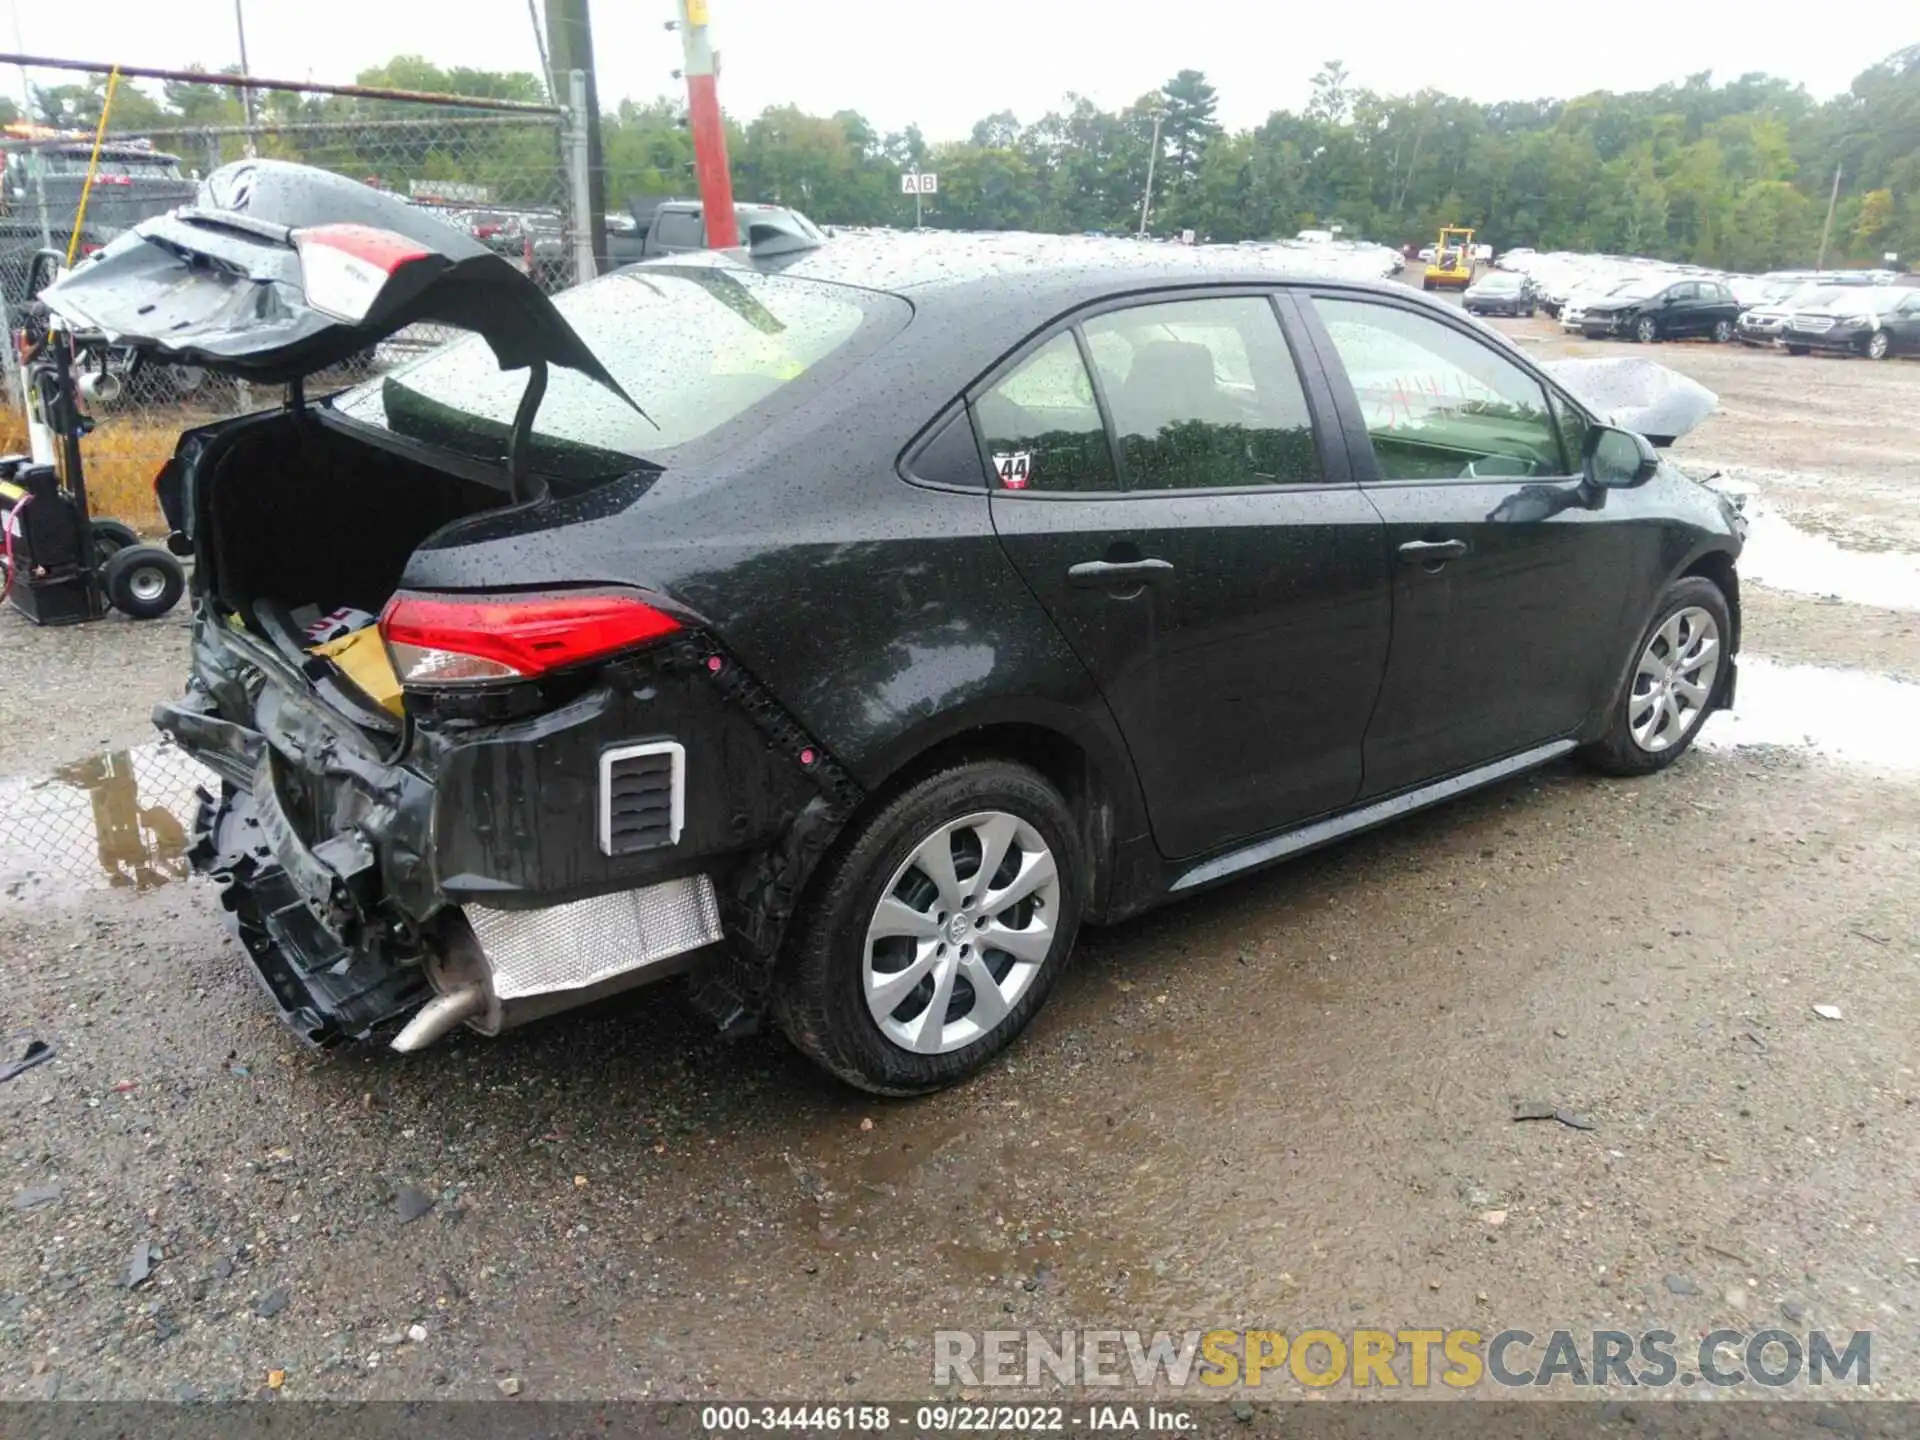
xmin=1475 ymin=274 xmax=1520 ymax=291
xmin=1848 ymin=287 xmax=1906 ymax=314
xmin=1614 ymin=277 xmax=1671 ymax=300
xmin=1787 ymin=284 xmax=1846 ymax=308
xmin=334 ymin=266 xmax=906 ymax=481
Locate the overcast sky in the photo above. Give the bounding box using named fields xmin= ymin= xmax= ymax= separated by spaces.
xmin=2 ymin=0 xmax=1907 ymax=139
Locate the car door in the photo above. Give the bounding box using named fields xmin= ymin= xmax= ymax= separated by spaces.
xmin=1659 ymin=281 xmax=1700 ymax=336
xmin=1295 ymin=291 xmax=1636 ymax=797
xmin=981 ymin=291 xmax=1392 ymax=860
xmin=1894 ymin=293 xmax=1920 ymax=354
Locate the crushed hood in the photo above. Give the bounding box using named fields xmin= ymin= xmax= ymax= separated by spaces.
xmin=39 ymin=159 xmax=621 ymax=390
xmin=1542 ymin=357 xmax=1718 ymax=446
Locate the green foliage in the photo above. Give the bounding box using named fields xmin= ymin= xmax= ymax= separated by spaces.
xmin=22 ymin=47 xmax=1919 ymax=270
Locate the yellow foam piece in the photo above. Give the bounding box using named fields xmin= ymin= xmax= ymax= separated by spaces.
xmin=313 ymin=625 xmax=404 ymax=717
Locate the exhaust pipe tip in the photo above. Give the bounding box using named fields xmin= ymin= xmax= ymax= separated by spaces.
xmin=390 ymin=982 xmax=488 ymax=1053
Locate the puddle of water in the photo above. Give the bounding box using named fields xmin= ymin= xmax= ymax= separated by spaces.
xmin=0 ymin=743 xmax=214 ymax=906
xmin=1734 ymin=496 xmax=1920 ymax=610
xmin=1700 ymin=656 xmax=1920 ymax=772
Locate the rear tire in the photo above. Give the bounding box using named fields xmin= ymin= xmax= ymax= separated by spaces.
xmin=90 ymin=518 xmax=138 ymax=561
xmin=101 ymin=543 xmax=185 ymax=620
xmin=1578 ymin=576 xmax=1731 ymax=778
xmin=776 ymin=760 xmax=1083 ymax=1095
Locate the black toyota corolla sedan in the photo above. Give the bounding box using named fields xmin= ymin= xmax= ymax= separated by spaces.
xmin=45 ymin=162 xmax=1743 ymax=1094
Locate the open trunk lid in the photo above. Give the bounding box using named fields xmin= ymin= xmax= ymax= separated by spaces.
xmin=38 ymin=158 xmax=621 ymax=391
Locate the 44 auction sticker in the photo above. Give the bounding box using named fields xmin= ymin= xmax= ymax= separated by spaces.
xmin=992 ymin=451 xmax=1033 ymax=489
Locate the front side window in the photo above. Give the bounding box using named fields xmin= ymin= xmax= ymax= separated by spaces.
xmin=973 ymin=332 xmax=1117 ymax=493
xmin=1548 ymin=391 xmax=1591 ymax=476
xmin=1082 ymin=296 xmax=1320 ymax=490
xmin=1311 ymin=297 xmax=1563 ymax=481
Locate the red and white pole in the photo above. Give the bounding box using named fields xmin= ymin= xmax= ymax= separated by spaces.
xmin=676 ymin=0 xmax=739 ymax=249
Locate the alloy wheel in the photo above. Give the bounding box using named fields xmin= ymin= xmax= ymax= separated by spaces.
xmin=1713 ymin=319 xmax=1734 ymax=343
xmin=1635 ymin=316 xmax=1658 ymax=343
xmin=862 ymin=811 xmax=1060 ymax=1055
xmin=1867 ymin=330 xmax=1890 ymax=361
xmin=1628 ymin=606 xmax=1721 ymax=753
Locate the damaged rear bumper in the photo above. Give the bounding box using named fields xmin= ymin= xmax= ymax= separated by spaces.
xmin=157 ymin=610 xmax=850 ymax=1049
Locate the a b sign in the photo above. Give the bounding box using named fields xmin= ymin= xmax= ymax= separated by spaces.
xmin=901 ymin=172 xmax=939 ymax=195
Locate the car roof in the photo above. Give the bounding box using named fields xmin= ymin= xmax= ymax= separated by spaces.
xmin=663 ymin=229 xmax=1435 ymax=320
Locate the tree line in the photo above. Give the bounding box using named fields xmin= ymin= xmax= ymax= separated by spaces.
xmin=13 ymin=46 xmax=1919 ymax=272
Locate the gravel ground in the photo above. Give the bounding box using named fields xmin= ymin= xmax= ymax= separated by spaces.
xmin=3 ymin=317 xmax=1919 ymax=1405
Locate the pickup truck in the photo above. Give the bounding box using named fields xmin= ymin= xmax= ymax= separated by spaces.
xmin=616 ymin=198 xmax=826 ymax=264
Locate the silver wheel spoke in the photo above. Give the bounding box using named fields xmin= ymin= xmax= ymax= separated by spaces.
xmin=869 ymin=895 xmax=939 ymax=941
xmin=982 ymin=848 xmax=1057 ymax=917
xmin=912 ymin=827 xmax=965 ymax=912
xmin=957 ymin=951 xmax=1011 ymax=1030
xmin=1673 ymin=675 xmax=1709 ymax=705
xmin=966 ymin=813 xmax=1019 ymax=906
xmin=1677 ymin=637 xmax=1717 ymax=675
xmin=906 ymin=956 xmax=960 ymax=1053
xmin=978 ymin=916 xmax=1053 ymax=965
xmin=867 ymin=945 xmax=939 ymax=1022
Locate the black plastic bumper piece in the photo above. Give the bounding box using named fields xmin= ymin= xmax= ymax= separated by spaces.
xmin=192 ymin=784 xmax=428 ymax=1045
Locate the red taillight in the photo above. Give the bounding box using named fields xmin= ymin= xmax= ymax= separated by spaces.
xmin=379 ymin=588 xmax=681 ymax=687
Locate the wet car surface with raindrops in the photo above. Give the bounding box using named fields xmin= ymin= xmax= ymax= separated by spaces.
xmin=3 ymin=275 xmax=1920 ymax=1403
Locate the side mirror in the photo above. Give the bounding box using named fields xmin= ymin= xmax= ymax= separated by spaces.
xmin=1584 ymin=425 xmax=1659 ymax=490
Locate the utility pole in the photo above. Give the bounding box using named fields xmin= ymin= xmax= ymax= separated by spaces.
xmin=674 ymin=0 xmax=738 ymax=248
xmin=1816 ymin=163 xmax=1842 ymax=270
xmin=1137 ymin=109 xmax=1165 ymax=238
xmin=233 ymin=0 xmax=258 ymax=156
xmin=544 ymin=0 xmax=609 ymax=274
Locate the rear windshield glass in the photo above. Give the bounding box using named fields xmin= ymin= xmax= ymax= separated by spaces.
xmin=333 ymin=266 xmax=907 ymax=481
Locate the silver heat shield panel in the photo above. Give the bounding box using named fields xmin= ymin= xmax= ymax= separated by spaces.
xmin=464 ymin=876 xmax=723 ymax=1001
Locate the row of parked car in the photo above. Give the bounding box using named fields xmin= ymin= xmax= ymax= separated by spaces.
xmin=1463 ymin=251 xmax=1920 ymax=360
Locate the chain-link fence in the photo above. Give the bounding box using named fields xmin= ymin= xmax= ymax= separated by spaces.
xmin=0 ymin=62 xmax=587 ymax=532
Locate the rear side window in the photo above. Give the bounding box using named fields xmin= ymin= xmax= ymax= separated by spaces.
xmin=1311 ymin=297 xmax=1563 ymax=480
xmin=1082 ymin=296 xmax=1320 ymax=489
xmin=974 ymin=333 xmax=1117 ymax=493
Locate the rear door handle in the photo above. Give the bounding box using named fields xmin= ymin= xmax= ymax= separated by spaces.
xmin=1398 ymin=539 xmax=1469 ymax=566
xmin=1067 ymin=558 xmax=1175 ymax=588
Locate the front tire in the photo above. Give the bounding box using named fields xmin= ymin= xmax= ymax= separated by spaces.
xmin=1866 ymin=330 xmax=1891 ymax=361
xmin=1579 ymin=576 xmax=1730 ymax=777
xmin=1634 ymin=315 xmax=1660 ymax=344
xmin=1785 ymin=344 xmax=1809 ymax=356
xmin=777 ymin=761 xmax=1083 ymax=1095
